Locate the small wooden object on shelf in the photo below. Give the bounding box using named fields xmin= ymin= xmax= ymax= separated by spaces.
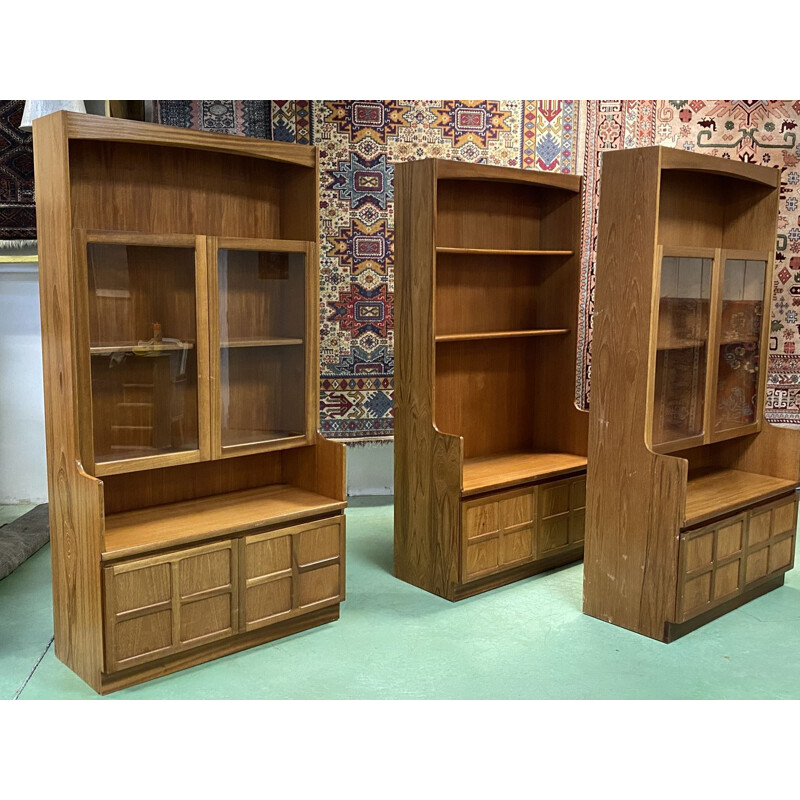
xmin=583 ymin=146 xmax=800 ymax=641
xmin=34 ymin=112 xmax=346 ymax=692
xmin=393 ymin=158 xmax=589 ymax=601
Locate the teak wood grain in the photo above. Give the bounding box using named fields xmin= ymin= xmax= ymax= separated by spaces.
xmin=583 ymin=146 xmax=799 ymax=641
xmin=394 ymin=158 xmax=588 ymax=601
xmin=33 ymin=112 xmax=346 ymax=692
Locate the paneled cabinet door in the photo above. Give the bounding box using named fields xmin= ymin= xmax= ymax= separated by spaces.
xmin=241 ymin=516 xmax=345 ymax=632
xmin=103 ymin=540 xmax=238 ymax=673
xmin=461 ymin=487 xmax=537 ymax=583
xmin=208 ymin=237 xmax=315 ymax=459
xmin=537 ymin=475 xmax=586 ymax=556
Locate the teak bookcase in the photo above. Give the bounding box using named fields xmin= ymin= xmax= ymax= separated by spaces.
xmin=584 ymin=146 xmax=800 ymax=641
xmin=394 ymin=159 xmax=589 ymax=601
xmin=33 ymin=112 xmax=347 ymax=693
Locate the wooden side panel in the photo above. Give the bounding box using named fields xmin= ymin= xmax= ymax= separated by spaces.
xmin=33 ymin=112 xmax=106 ymax=692
xmin=282 ymin=434 xmax=347 ymax=502
xmin=583 ymin=147 xmax=687 ymax=640
xmin=241 ymin=515 xmax=345 ymax=632
xmin=393 ymin=159 xmax=462 ymax=599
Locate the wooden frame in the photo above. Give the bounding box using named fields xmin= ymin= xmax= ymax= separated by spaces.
xmin=393 ymin=158 xmax=589 ymax=601
xmin=583 ymin=146 xmax=800 ymax=642
xmin=73 ymin=229 xmax=212 ymax=475
xmin=206 ymin=236 xmax=317 ymax=458
xmin=33 ymin=112 xmax=346 ymax=693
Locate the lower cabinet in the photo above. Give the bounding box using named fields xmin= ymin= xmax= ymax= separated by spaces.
xmin=460 ymin=474 xmax=586 ymax=584
xmin=103 ymin=540 xmax=239 ymax=672
xmin=676 ymin=493 xmax=798 ymax=623
xmin=103 ymin=515 xmax=345 ymax=673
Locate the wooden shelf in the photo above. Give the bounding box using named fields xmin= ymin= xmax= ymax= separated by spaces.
xmin=103 ymin=484 xmax=346 ymax=561
xmin=222 ymin=430 xmax=305 ymax=448
xmin=90 ymin=342 xmax=194 ymax=355
xmin=462 ymin=451 xmax=588 ymax=496
xmin=436 ymin=329 xmax=569 ymax=343
xmin=221 ymin=337 xmax=303 ymax=348
xmin=436 ymin=247 xmax=573 ymax=257
xmin=684 ymin=468 xmax=799 ymax=527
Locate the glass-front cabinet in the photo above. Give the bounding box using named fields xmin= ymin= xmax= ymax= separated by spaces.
xmin=75 ymin=232 xmax=314 ymax=474
xmin=650 ymin=247 xmax=770 ymax=453
xmin=211 ymin=238 xmax=312 ymax=457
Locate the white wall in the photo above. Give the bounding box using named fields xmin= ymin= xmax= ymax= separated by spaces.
xmin=0 ymin=264 xmax=48 ymax=503
xmin=346 ymin=441 xmax=393 ymax=496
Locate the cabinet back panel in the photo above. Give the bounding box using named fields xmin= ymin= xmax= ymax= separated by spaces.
xmin=435 ymin=255 xmax=539 ymax=335
xmin=102 ymin=450 xmax=286 ymax=513
xmin=69 ymin=141 xmax=314 ymax=240
xmin=436 ymin=180 xmax=542 ymax=250
xmin=434 ymin=338 xmax=535 ymax=458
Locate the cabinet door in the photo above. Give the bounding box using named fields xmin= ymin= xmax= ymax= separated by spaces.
xmin=210 ymin=238 xmax=314 ymax=457
xmin=744 ymin=495 xmax=797 ymax=587
xmin=652 ymin=250 xmax=714 ymax=451
xmin=103 ymin=540 xmax=238 ymax=672
xmin=461 ymin=486 xmax=537 ymax=583
xmin=241 ymin=516 xmax=345 ymax=632
xmin=537 ymin=475 xmax=587 ymax=556
xmin=711 ymin=253 xmax=769 ymax=440
xmin=76 ymin=231 xmax=210 ymax=476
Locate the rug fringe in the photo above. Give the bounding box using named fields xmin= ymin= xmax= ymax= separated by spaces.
xmin=0 ymin=238 xmax=37 ymax=250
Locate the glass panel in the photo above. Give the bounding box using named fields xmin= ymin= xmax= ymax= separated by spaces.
xmin=86 ymin=243 xmax=199 ymax=464
xmin=652 ymin=256 xmax=712 ymax=446
xmin=218 ymin=248 xmax=306 ymax=448
xmin=714 ymin=258 xmax=766 ymax=433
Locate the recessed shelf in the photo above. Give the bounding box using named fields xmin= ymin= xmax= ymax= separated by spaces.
xmin=220 ymin=337 xmax=304 ymax=348
xmin=436 ymin=329 xmax=569 ymax=343
xmin=90 ymin=342 xmax=194 ymax=355
xmin=436 ymin=247 xmax=574 ymax=257
xmin=462 ymin=451 xmax=588 ymax=496
xmin=684 ymin=467 xmax=799 ymax=527
xmin=102 ymin=484 xmax=347 ymax=561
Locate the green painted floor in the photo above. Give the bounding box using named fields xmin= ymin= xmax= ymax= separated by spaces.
xmin=2 ymin=497 xmax=799 ymax=699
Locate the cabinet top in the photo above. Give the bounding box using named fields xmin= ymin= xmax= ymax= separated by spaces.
xmin=605 ymin=145 xmax=779 ymax=189
xmin=394 ymin=157 xmax=582 ymax=193
xmin=34 ymin=110 xmax=317 ymax=169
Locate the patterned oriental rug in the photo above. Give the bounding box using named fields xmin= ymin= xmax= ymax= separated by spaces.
xmin=154 ymin=100 xmax=800 ymax=438
xmin=0 ymin=100 xmax=36 ymax=247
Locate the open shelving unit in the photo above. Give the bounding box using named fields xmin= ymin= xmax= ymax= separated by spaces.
xmin=584 ymin=146 xmax=800 ymax=642
xmin=34 ymin=112 xmax=347 ymax=693
xmin=394 ymin=158 xmax=589 ymax=601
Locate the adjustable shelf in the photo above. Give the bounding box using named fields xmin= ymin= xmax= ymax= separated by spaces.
xmin=436 ymin=247 xmax=574 ymax=257
xmin=436 ymin=329 xmax=569 ymax=343
xmin=220 ymin=338 xmax=304 ymax=348
xmin=90 ymin=342 xmax=194 ymax=355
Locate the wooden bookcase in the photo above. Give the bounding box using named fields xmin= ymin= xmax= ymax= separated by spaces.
xmin=583 ymin=146 xmax=800 ymax=641
xmin=394 ymin=159 xmax=589 ymax=601
xmin=33 ymin=112 xmax=347 ymax=693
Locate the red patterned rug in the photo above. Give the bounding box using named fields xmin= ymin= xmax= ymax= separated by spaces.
xmin=0 ymin=101 xmax=36 ymax=246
